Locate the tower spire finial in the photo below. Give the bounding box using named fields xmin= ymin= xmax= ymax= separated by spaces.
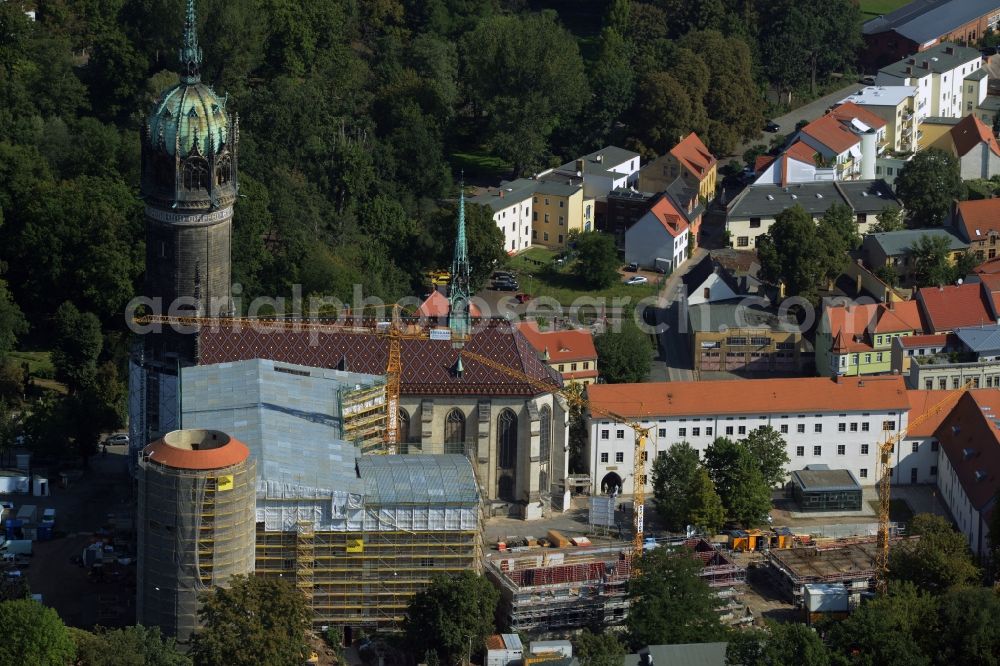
xmin=449 ymin=172 xmax=472 ymax=341
xmin=179 ymin=0 xmax=202 ymax=84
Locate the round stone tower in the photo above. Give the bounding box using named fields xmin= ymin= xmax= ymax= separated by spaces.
xmin=140 ymin=0 xmax=237 ymax=324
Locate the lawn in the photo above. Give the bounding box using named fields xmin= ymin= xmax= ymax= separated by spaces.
xmin=507 ymin=247 xmax=661 ymax=308
xmin=8 ymin=351 xmax=54 ymax=377
xmin=859 ymin=0 xmax=909 ymax=20
xmin=450 ymin=148 xmax=511 ymax=183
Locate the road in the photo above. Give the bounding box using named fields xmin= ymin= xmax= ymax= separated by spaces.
xmin=649 ymin=247 xmax=706 ymax=382
xmin=727 ymin=81 xmax=870 ymax=163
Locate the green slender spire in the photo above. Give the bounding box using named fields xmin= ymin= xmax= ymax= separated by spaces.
xmin=179 ymin=0 xmax=202 ymax=84
xmin=449 ymin=175 xmax=472 ymax=340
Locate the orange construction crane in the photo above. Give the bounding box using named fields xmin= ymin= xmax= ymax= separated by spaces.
xmin=874 ymin=379 xmax=972 ymax=593
xmin=133 ymin=308 xmax=452 ymax=451
xmin=459 ymin=349 xmax=653 ymax=560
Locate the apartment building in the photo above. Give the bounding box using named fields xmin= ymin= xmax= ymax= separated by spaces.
xmin=875 ymin=43 xmax=984 ymax=121
xmin=798 ymin=102 xmax=888 ymax=180
xmin=861 ymin=228 xmax=968 ymax=287
xmin=530 ymin=178 xmax=590 ymax=249
xmin=638 ymin=132 xmax=717 ymax=201
xmin=816 ymin=300 xmax=925 ymax=377
xmin=585 ymin=376 xmax=911 ymax=495
xmin=516 ymin=321 xmax=598 ymax=386
xmin=469 ymin=181 xmax=535 ymax=254
xmin=838 ymin=86 xmax=919 ymax=153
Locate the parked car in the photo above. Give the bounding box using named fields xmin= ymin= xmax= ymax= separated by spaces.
xmin=492 ymin=271 xmax=516 ymax=281
xmin=493 ymin=280 xmax=518 ymax=291
xmin=515 ymin=293 xmax=532 ymax=303
xmin=764 ymin=120 xmax=780 ymax=133
xmin=624 ymin=275 xmax=648 ymax=285
xmin=105 ymin=434 xmax=129 ymax=446
xmin=624 ymin=262 xmax=639 ymax=272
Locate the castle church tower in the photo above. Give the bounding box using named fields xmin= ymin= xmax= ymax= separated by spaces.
xmin=129 ymin=0 xmax=237 ymax=470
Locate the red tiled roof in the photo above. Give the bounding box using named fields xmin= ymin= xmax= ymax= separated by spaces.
xmin=906 ymin=390 xmax=957 ymax=438
xmin=950 ymin=114 xmax=1000 ymax=158
xmin=754 ymin=155 xmax=775 ymax=173
xmin=825 ymin=301 xmax=924 ymax=352
xmin=198 ymin=318 xmax=561 ymax=397
xmin=670 ymin=133 xmax=717 ymax=181
xmin=586 ymin=376 xmax=910 ymax=418
xmin=515 ymin=321 xmax=597 ymax=363
xmin=974 ymin=256 xmax=1000 ymax=275
xmin=935 ymin=390 xmax=1000 ymax=509
xmin=898 ymin=333 xmax=951 ymax=348
xmin=645 ymin=195 xmax=689 ymax=238
xmin=917 ymin=283 xmax=995 ymax=332
xmin=417 ymin=290 xmax=481 ymax=318
xmin=786 ymin=140 xmax=820 ymax=164
xmin=561 ymin=369 xmax=599 ymax=380
xmin=801 ymin=102 xmax=886 ymax=155
xmin=144 ymin=432 xmax=250 ymax=470
xmin=955 ymin=198 xmax=1000 ymax=241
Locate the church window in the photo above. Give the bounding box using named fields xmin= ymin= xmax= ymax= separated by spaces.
xmin=398 ymin=408 xmax=411 ymax=444
xmin=217 ymin=156 xmax=232 ymax=185
xmin=539 ymin=406 xmax=552 ymax=464
xmin=498 ymin=409 xmax=518 ymax=470
xmin=182 ymin=158 xmax=209 ymax=190
xmin=445 ymin=409 xmax=465 ymax=447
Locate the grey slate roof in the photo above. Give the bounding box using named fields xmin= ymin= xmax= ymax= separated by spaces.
xmin=954 ymin=324 xmax=1000 ymax=354
xmin=558 ymin=145 xmax=640 ymax=176
xmin=863 ymin=2 xmax=1000 ymax=44
xmin=792 ymin=468 xmax=862 ymax=492
xmin=979 ymin=96 xmax=1000 ymax=112
xmin=623 ymin=643 xmax=728 ymax=666
xmin=468 ymin=179 xmax=536 ymax=211
xmin=867 ymin=228 xmax=968 ymax=257
xmin=688 ymin=300 xmax=801 ymax=334
xmin=665 ymin=177 xmax=704 ymax=223
xmin=534 ymin=177 xmax=581 ymax=197
xmin=878 ymin=42 xmax=982 ymax=79
xmin=966 ymin=69 xmax=989 ymax=82
xmin=728 ymin=180 xmax=899 ymax=219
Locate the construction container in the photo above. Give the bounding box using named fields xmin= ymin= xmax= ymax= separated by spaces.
xmin=486 ymin=633 xmax=524 ymax=666
xmin=15 ymin=505 xmax=36 ymax=524
xmin=546 ymin=530 xmax=570 ymax=548
xmin=528 ymin=640 xmax=572 ymax=658
xmin=771 ymin=527 xmax=794 ymax=549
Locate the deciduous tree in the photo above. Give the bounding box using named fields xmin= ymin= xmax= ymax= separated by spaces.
xmin=889 ymin=513 xmax=980 ymax=593
xmin=757 ymin=205 xmax=831 ymax=302
xmin=910 ymin=234 xmax=956 ymax=288
xmin=0 ymin=598 xmax=76 ymax=665
xmin=191 ymin=575 xmax=311 ymax=666
xmin=403 ymin=571 xmax=499 ymax=666
xmin=572 ymin=232 xmax=620 ymax=290
xmin=741 ymin=427 xmax=790 ymax=489
xmin=574 ymin=629 xmax=626 ymax=666
xmin=894 ymin=149 xmax=964 ymax=226
xmin=51 ymin=302 xmax=102 ymax=393
xmin=626 ymin=547 xmax=725 ymax=648
xmin=74 ymin=625 xmax=190 ymax=666
xmin=726 ymin=622 xmax=829 ymax=666
xmin=594 ymin=320 xmax=652 ymax=384
xmin=703 ymin=437 xmax=771 ymax=527
xmin=651 ymin=443 xmax=723 ymax=534
xmin=871 ymin=206 xmax=905 ymax=233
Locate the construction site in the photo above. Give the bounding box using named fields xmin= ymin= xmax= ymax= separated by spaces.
xmin=485 ymin=538 xmax=750 ymax=636
xmin=766 ymin=538 xmax=884 ymax=607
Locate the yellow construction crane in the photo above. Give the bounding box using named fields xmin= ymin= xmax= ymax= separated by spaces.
xmin=132 ymin=308 xmax=450 ymax=450
xmin=874 ymin=380 xmax=972 ymax=594
xmin=459 ymin=349 xmax=653 ymax=560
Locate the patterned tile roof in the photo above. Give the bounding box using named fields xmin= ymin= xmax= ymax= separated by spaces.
xmin=198 ymin=318 xmax=561 ymax=397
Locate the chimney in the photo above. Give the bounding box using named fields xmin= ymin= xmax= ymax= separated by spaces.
xmin=639 ymin=654 xmax=653 ymax=666
xmin=888 ymin=299 xmax=895 ymax=310
xmin=576 ymin=158 xmax=585 ymax=175
xmin=499 ymin=189 xmax=504 ymax=199
xmin=905 ymin=66 xmax=912 ymax=74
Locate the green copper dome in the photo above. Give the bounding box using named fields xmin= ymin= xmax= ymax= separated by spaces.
xmin=148 ymin=83 xmax=228 ymax=157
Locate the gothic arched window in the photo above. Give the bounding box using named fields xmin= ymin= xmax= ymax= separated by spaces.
xmin=182 ymin=157 xmax=209 ymax=190
xmin=539 ymin=406 xmax=552 ymax=464
xmin=445 ymin=409 xmax=465 ymax=446
xmin=398 ymin=408 xmax=410 ymax=444
xmin=216 ymin=155 xmax=232 ymax=186
xmin=498 ymin=409 xmax=518 ymax=470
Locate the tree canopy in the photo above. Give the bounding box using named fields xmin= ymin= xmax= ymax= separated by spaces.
xmin=894 ymin=149 xmax=964 ymax=226
xmin=888 ymin=513 xmax=980 ymax=593
xmin=910 ymin=234 xmax=958 ymax=288
xmin=73 ymin=625 xmax=190 ymax=666
xmin=741 ymin=427 xmax=790 ymax=490
xmin=758 ymin=205 xmax=843 ymax=302
xmin=703 ymin=437 xmax=772 ymax=528
xmin=191 ymin=575 xmax=311 ymax=666
xmin=0 ymin=598 xmax=76 ymax=666
xmin=574 ymin=630 xmax=626 ymax=666
xmin=403 ymin=571 xmax=499 ymax=666
xmin=594 ymin=320 xmax=653 ymax=384
xmin=573 ymin=232 xmax=620 ymax=290
xmin=651 ymin=442 xmax=724 ymax=534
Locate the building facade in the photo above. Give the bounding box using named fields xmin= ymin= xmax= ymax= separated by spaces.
xmin=689 ymin=302 xmax=811 ymax=375
xmin=624 ymin=194 xmax=689 ymax=272
xmin=875 ymin=43 xmax=984 ymax=121
xmin=861 ymin=228 xmax=968 ymax=287
xmin=516 ymin=322 xmax=598 ymax=386
xmin=638 ymin=133 xmax=717 ymax=201
xmin=816 ymin=300 xmax=924 ymax=377
xmin=837 ymin=86 xmax=919 ymax=153
xmin=468 ymin=183 xmax=534 ymax=255
xmin=585 ymin=376 xmax=912 ymax=495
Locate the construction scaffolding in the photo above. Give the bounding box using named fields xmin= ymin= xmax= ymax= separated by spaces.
xmin=767 ymin=538 xmax=896 ymax=606
xmin=137 ymin=431 xmax=257 ymax=643
xmin=254 ymin=456 xmax=483 ymax=629
xmin=339 ymin=382 xmax=388 ymax=454
xmin=486 ymin=539 xmax=748 ymax=636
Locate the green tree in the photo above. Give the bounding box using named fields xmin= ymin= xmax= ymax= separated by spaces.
xmin=894 ymin=149 xmax=964 ymax=226
xmin=461 ymin=12 xmax=588 ymax=175
xmin=757 ymin=205 xmax=831 ymax=302
xmin=827 ymin=582 xmax=936 ymax=666
xmin=403 ymin=571 xmax=499 ymax=666
xmin=190 ymin=575 xmax=311 ymax=666
xmin=888 ymin=513 xmax=980 ymax=593
xmin=74 ymin=625 xmax=190 ymax=666
xmin=703 ymin=437 xmax=771 ymax=527
xmin=951 ymin=250 xmax=979 ymax=283
xmin=910 ymin=234 xmax=956 ymax=288
xmin=626 ymin=547 xmax=725 ymax=648
xmin=574 ymin=629 xmax=626 ymax=666
xmin=726 ymin=622 xmax=829 ymax=666
xmin=741 ymin=427 xmax=790 ymax=489
xmin=0 ymin=278 xmax=26 ymax=364
xmin=820 ymin=202 xmax=861 ymax=252
xmin=51 ymin=302 xmax=102 ymax=393
xmin=872 ymin=206 xmax=905 ymax=234
xmin=572 ymin=232 xmax=620 ymax=289
xmin=0 ymin=598 xmax=76 ymax=665
xmin=933 ymin=586 xmax=1000 ymax=665
xmin=874 ymin=264 xmax=900 ymax=288
xmin=651 ymin=443 xmax=723 ymax=534
xmin=580 ymin=27 xmax=635 ymax=150
xmin=594 ymin=320 xmax=652 ymax=384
